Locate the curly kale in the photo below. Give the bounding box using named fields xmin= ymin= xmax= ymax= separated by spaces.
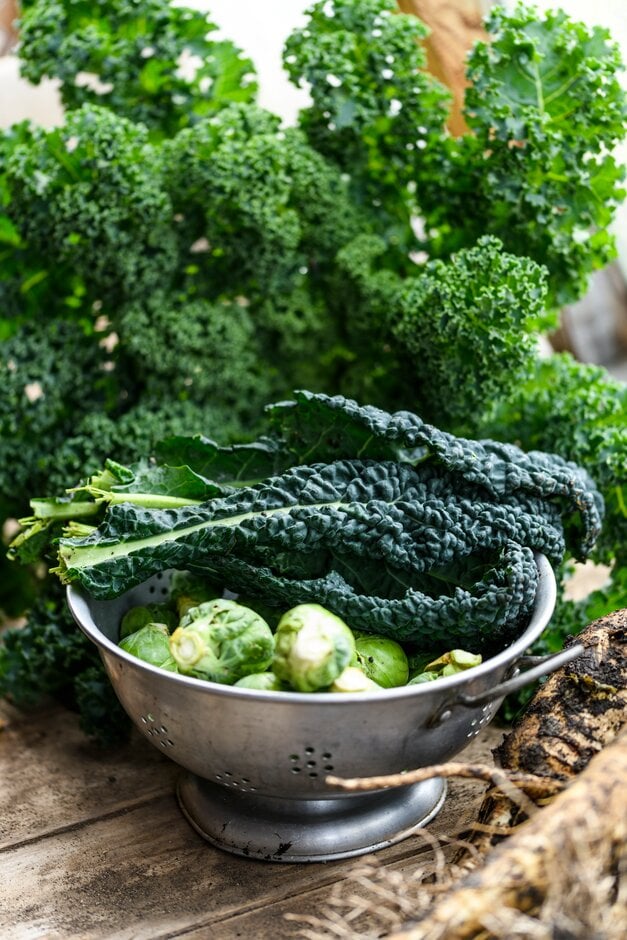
xmin=0 ymin=318 xmax=120 ymax=510
xmin=3 ymin=106 xmax=178 ymax=305
xmin=0 ymin=580 xmax=130 ymax=744
xmin=118 ymin=292 xmax=276 ymax=411
xmin=17 ymin=0 xmax=257 ymax=138
xmin=394 ymin=236 xmax=548 ymax=427
xmin=284 ymin=0 xmax=450 ymax=250
xmin=416 ymin=3 xmax=627 ymax=310
xmin=162 ymin=104 xmax=368 ymax=294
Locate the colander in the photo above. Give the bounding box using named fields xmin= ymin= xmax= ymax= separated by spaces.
xmin=67 ymin=553 xmax=581 ymax=862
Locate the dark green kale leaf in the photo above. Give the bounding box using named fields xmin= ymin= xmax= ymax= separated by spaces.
xmin=18 ymin=0 xmax=257 ymax=138
xmin=482 ymin=352 xmax=626 ymax=570
xmin=266 ymin=391 xmax=603 ymax=558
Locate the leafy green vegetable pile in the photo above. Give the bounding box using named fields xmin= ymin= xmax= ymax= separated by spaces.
xmin=1 ymin=0 xmax=626 ymax=740
xmin=11 ymin=392 xmax=602 ymax=654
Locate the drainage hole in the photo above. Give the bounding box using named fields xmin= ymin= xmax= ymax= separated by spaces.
xmin=215 ymin=774 xmax=222 ymax=780
xmin=166 ymin=740 xmax=174 ymax=747
xmin=224 ymin=771 xmax=233 ymax=777
xmin=241 ymin=778 xmax=250 ymax=783
xmin=289 ymin=754 xmax=299 ymax=761
xmin=304 ymin=746 xmax=315 ymax=755
xmin=324 ymin=764 xmax=334 ymax=771
xmin=306 ymin=760 xmax=316 ymax=768
xmin=160 ymin=726 xmax=168 ymax=734
xmin=322 ymin=752 xmax=332 ymax=760
xmin=308 ymin=772 xmax=318 ymax=778
xmin=291 ymin=767 xmax=301 ymax=774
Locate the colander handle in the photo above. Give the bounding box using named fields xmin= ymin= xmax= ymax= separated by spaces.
xmin=452 ymin=642 xmax=585 ymax=710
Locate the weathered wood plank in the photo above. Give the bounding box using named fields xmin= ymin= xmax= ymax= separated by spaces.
xmin=0 ymin=701 xmax=177 ymax=850
xmin=0 ymin=698 xmax=504 ymax=940
xmin=177 ymin=774 xmax=493 ymax=940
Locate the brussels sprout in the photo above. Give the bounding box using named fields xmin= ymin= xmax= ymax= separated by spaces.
xmin=234 ymin=672 xmax=288 ymax=691
xmin=272 ymin=603 xmax=356 ymax=692
xmin=169 ymin=598 xmax=274 ymax=684
xmin=407 ymin=648 xmax=482 ymax=684
xmin=425 ymin=649 xmax=482 ymax=673
xmin=119 ymin=603 xmax=177 ymax=639
xmin=119 ymin=623 xmax=178 ymax=672
xmin=407 ymin=670 xmax=439 ymax=685
xmin=329 ymin=666 xmax=381 ymax=693
xmin=168 ymin=570 xmax=222 ymax=619
xmin=354 ymin=635 xmax=409 ymax=688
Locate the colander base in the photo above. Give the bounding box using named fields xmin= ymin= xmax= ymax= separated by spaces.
xmin=177 ymin=772 xmax=447 ymax=862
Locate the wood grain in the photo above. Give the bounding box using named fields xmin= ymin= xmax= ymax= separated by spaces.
xmin=0 ymin=699 xmax=505 ymax=939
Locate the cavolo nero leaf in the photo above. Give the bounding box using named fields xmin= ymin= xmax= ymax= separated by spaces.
xmin=267 ymin=392 xmax=603 ymax=556
xmin=55 ymin=458 xmax=553 ymax=649
xmin=154 ymin=435 xmax=283 ymax=487
xmin=49 ymin=385 xmax=604 ymax=652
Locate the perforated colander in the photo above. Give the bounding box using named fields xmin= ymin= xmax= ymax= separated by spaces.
xmin=67 ymin=554 xmax=581 ymax=862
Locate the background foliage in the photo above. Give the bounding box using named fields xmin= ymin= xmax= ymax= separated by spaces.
xmin=1 ymin=0 xmax=626 ymax=738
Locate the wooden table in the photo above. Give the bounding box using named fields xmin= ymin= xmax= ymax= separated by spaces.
xmin=0 ymin=699 xmax=504 ymax=939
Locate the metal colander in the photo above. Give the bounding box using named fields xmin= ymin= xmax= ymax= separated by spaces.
xmin=67 ymin=554 xmax=580 ymax=862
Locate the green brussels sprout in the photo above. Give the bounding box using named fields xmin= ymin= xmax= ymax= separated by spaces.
xmin=234 ymin=672 xmax=288 ymax=691
xmin=407 ymin=670 xmax=439 ymax=685
xmin=407 ymin=648 xmax=482 ymax=684
xmin=272 ymin=603 xmax=356 ymax=693
xmin=119 ymin=603 xmax=177 ymax=639
xmin=169 ymin=599 xmax=274 ymax=684
xmin=119 ymin=623 xmax=178 ymax=672
xmin=168 ymin=570 xmax=222 ymax=619
xmin=354 ymin=635 xmax=409 ymax=688
xmin=229 ymin=593 xmax=281 ymax=630
xmin=329 ymin=666 xmax=382 ymax=693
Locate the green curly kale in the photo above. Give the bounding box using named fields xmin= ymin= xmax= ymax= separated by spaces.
xmin=17 ymin=0 xmax=257 ymax=138
xmin=0 ymin=318 xmax=119 ymax=509
xmin=284 ymin=0 xmax=450 ymax=248
xmin=3 ymin=106 xmax=178 ymax=304
xmin=392 ymin=236 xmax=548 ymax=426
xmin=0 ymin=580 xmax=131 ymax=744
xmin=416 ymin=3 xmax=627 ymax=309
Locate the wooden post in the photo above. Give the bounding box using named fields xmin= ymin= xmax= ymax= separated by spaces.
xmin=0 ymin=0 xmax=18 ymax=55
xmin=397 ymin=0 xmax=488 ymax=136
